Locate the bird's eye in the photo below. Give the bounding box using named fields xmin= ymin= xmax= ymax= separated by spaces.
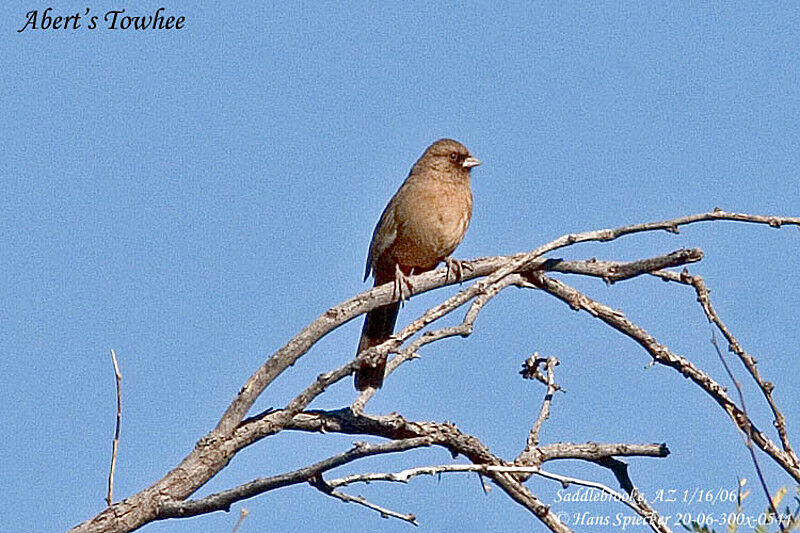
xmin=449 ymin=153 xmax=458 ymax=161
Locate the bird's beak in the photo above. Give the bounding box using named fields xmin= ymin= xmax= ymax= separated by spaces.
xmin=462 ymin=156 xmax=481 ymax=169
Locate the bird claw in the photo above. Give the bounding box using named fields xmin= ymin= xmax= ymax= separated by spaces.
xmin=393 ymin=263 xmax=414 ymax=304
xmin=445 ymin=257 xmax=470 ymax=283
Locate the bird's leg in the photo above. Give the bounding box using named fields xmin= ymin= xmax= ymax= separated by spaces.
xmin=444 ymin=257 xmax=471 ymax=283
xmin=393 ymin=263 xmax=414 ymax=304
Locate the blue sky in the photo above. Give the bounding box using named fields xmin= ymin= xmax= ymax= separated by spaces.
xmin=2 ymin=2 xmax=799 ymax=532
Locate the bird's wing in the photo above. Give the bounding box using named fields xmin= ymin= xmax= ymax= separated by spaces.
xmin=365 ymin=196 xmax=399 ymax=281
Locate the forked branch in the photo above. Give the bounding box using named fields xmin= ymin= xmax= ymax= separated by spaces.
xmin=70 ymin=210 xmax=798 ymax=533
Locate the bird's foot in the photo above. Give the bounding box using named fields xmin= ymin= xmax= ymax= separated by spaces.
xmin=393 ymin=263 xmax=414 ymax=305
xmin=444 ymin=257 xmax=471 ymax=283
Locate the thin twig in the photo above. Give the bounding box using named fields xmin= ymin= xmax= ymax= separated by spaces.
xmin=709 ymin=329 xmax=784 ymax=532
xmin=106 ymin=349 xmax=122 ymax=507
xmin=356 ymin=273 xmax=521 ymax=408
xmin=309 ymin=474 xmax=418 ymax=525
xmin=229 ymin=508 xmax=249 ymax=533
xmin=518 ymin=355 xmax=561 ymax=461
xmin=527 ymin=272 xmax=800 ymax=483
xmin=654 ymin=269 xmax=795 ymax=530
xmin=653 ymin=270 xmax=797 ymax=465
xmin=330 ymin=464 xmax=542 ymax=487
xmin=535 ymin=469 xmax=672 ymax=533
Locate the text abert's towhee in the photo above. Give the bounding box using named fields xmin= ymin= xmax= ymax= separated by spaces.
xmin=355 ymin=139 xmax=481 ymax=390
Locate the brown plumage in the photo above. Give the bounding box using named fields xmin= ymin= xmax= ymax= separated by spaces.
xmin=355 ymin=139 xmax=481 ymax=390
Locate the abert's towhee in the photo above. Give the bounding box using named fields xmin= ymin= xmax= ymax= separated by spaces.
xmin=355 ymin=138 xmax=481 ymax=390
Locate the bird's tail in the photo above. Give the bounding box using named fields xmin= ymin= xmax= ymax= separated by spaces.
xmin=355 ymin=300 xmax=400 ymax=390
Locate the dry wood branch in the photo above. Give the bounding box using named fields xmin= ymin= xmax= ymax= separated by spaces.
xmin=282 ymin=408 xmax=671 ymax=532
xmin=653 ymin=269 xmax=797 ymax=467
xmin=159 ymin=437 xmax=434 ymax=518
xmin=106 ymin=349 xmax=122 ymax=507
xmin=491 ymin=471 xmax=574 ymax=533
xmin=527 ymin=272 xmax=800 ymax=483
xmin=330 ymin=464 xmax=668 ymax=532
xmin=709 ymin=330 xmax=784 ymax=532
xmin=535 ymin=468 xmax=672 ymax=533
xmin=360 ymin=249 xmax=697 ymax=407
xmin=516 ymin=358 xmax=671 ymax=533
xmin=356 ymin=273 xmax=523 ymax=409
xmin=547 ymin=248 xmax=703 ymax=283
xmin=71 ymin=210 xmax=798 ymax=533
xmin=518 ymin=355 xmax=561 ymax=461
xmin=327 ymin=463 xmax=537 ymax=487
xmin=71 ymin=249 xmax=709 ymax=531
xmin=309 ymin=474 xmax=419 ymax=525
xmin=281 ymin=409 xmax=670 ymax=532
xmin=282 ymin=409 xmax=669 ymax=464
xmin=653 ymin=269 xmax=792 ymax=530
xmin=326 ymin=460 xmax=670 ymax=532
xmin=536 ymin=442 xmax=670 ymax=463
xmin=477 ymin=209 xmax=798 ymax=291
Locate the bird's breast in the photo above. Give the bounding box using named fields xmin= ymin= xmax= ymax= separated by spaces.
xmin=388 ymin=178 xmax=473 ymax=270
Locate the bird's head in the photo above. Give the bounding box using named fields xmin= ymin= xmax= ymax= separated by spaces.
xmin=414 ymin=138 xmax=481 ymax=176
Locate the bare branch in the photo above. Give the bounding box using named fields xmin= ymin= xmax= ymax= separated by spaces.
xmin=527 ymin=271 xmax=800 ymax=483
xmin=281 ymin=408 xmax=671 ymax=533
xmin=327 ymin=461 xmax=675 ymax=531
xmin=282 ymin=410 xmax=577 ymax=531
xmin=355 ymin=273 xmax=522 ymax=409
xmin=653 ymin=269 xmax=793 ymax=530
xmin=518 ymin=355 xmax=561 ymax=461
xmin=68 ymin=249 xmax=716 ymax=530
xmin=222 ymin=210 xmax=800 ymax=436
xmin=653 ymin=269 xmax=797 ymax=466
xmin=326 ymin=463 xmax=535 ymax=487
xmin=159 ymin=437 xmax=434 ymax=518
xmin=106 ymin=349 xmax=122 ymax=507
xmin=359 ymin=249 xmax=700 ymax=409
xmin=535 ymin=469 xmax=672 ymax=533
xmin=309 ymin=474 xmax=419 ymax=525
xmin=547 ymin=248 xmax=703 ymax=283
xmin=70 ymin=210 xmax=799 ymax=533
xmin=537 ymin=442 xmax=670 ymax=463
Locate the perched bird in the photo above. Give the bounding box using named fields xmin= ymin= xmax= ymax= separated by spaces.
xmin=355 ymin=139 xmax=481 ymax=390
